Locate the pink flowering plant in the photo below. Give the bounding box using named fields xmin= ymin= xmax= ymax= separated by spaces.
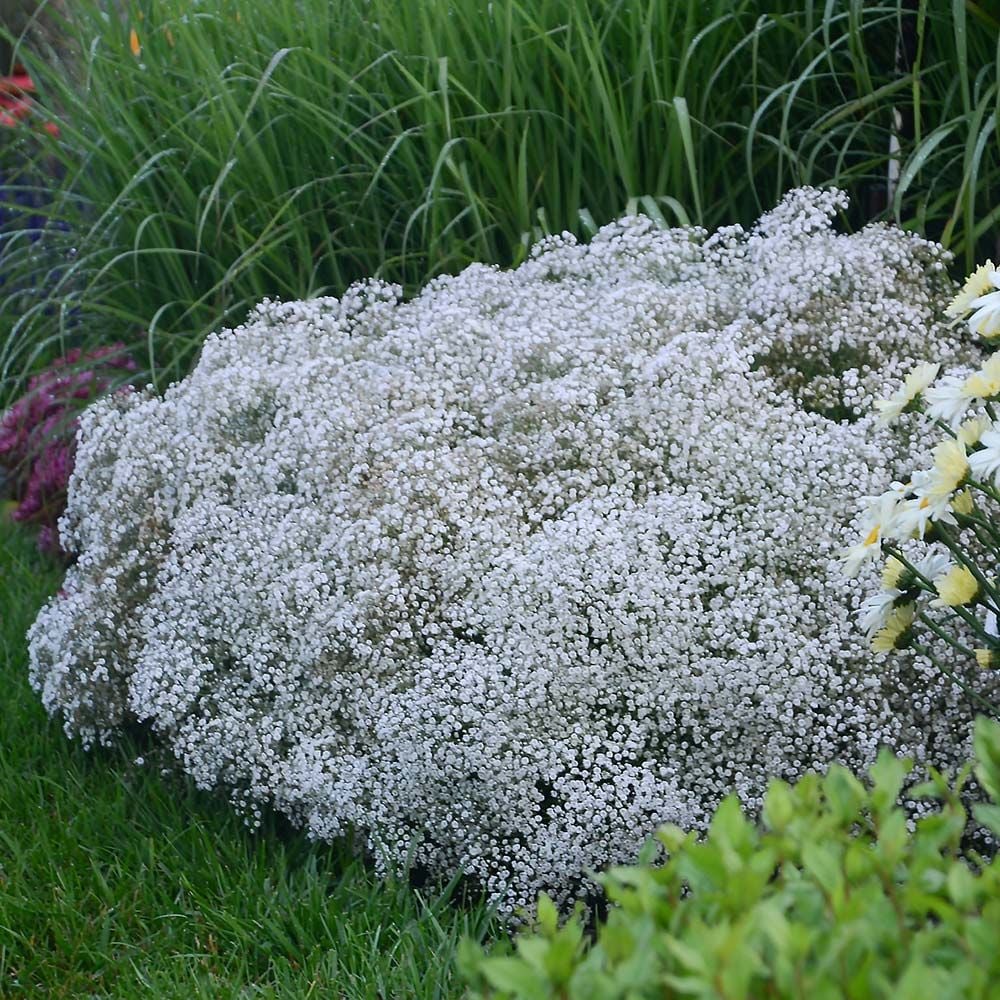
xmin=844 ymin=264 xmax=1000 ymax=717
xmin=0 ymin=344 xmax=137 ymax=554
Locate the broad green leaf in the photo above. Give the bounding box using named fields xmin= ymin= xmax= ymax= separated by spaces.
xmin=664 ymin=935 xmax=710 ymax=975
xmin=877 ymin=809 xmax=909 ymax=866
xmin=477 ymin=956 xmax=550 ymax=1000
xmin=973 ymin=715 xmax=1000 ymax=802
xmin=823 ymin=765 xmax=867 ymax=826
xmin=946 ymin=861 xmax=978 ymax=910
xmin=535 ymin=892 xmax=558 ymax=937
xmin=869 ymin=750 xmax=912 ymax=818
xmin=763 ymin=779 xmax=795 ymax=832
xmin=801 ymin=842 xmax=844 ymax=902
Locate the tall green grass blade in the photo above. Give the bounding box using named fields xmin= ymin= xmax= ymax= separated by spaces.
xmin=671 ymin=96 xmax=703 ymax=225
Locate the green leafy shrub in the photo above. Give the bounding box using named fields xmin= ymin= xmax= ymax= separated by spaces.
xmin=462 ymin=715 xmax=1000 ymax=1000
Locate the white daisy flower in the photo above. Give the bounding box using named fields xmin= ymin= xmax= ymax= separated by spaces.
xmin=975 ymin=648 xmax=998 ymax=669
xmin=895 ymin=498 xmax=935 ymax=540
xmin=874 ymin=361 xmax=940 ymax=425
xmin=931 ymin=438 xmax=969 ymax=492
xmin=985 ymin=608 xmax=998 ymax=638
xmin=841 ymin=539 xmax=881 ymax=578
xmin=871 ymin=603 xmax=915 ymax=654
xmin=859 ymin=588 xmax=903 ymax=638
xmin=946 ymin=260 xmax=997 ymax=318
xmin=882 ymin=555 xmax=912 ymax=590
xmin=841 ymin=485 xmax=907 ymax=576
xmin=968 ymin=272 xmax=1000 ymax=339
xmin=914 ymin=546 xmax=953 ymax=584
xmin=951 ymin=489 xmax=975 ymax=515
xmin=895 ymin=470 xmax=959 ymax=539
xmin=968 ymin=427 xmax=1000 ymax=487
xmin=884 ymin=546 xmax=951 ymax=590
xmin=924 ymin=373 xmax=971 ymax=428
xmin=962 ymin=353 xmax=1000 ymax=400
xmin=957 ymin=415 xmax=993 ymax=448
xmin=931 ymin=564 xmax=980 ymax=608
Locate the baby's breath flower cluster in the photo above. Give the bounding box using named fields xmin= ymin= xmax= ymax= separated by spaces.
xmin=30 ymin=189 xmax=974 ymax=915
xmin=845 ymin=261 xmax=1000 ymax=719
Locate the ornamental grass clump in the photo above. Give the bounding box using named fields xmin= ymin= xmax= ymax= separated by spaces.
xmin=28 ymin=189 xmax=987 ymax=915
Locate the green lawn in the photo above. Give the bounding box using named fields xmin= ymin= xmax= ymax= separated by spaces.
xmin=0 ymin=518 xmax=496 ymax=998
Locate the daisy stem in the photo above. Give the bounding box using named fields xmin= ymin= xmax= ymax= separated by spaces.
xmin=911 ymin=640 xmax=998 ymax=716
xmin=930 ymin=417 xmax=957 ymax=439
xmin=915 ymin=613 xmax=976 ymax=657
xmin=969 ymin=474 xmax=1000 ymax=508
xmin=956 ymin=508 xmax=1000 ymax=546
xmin=931 ymin=522 xmax=1000 ymax=613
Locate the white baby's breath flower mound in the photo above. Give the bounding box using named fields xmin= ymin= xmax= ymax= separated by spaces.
xmin=28 ymin=188 xmax=973 ymax=915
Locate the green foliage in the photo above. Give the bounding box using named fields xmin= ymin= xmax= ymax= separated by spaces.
xmin=462 ymin=726 xmax=1000 ymax=1000
xmin=5 ymin=0 xmax=999 ymax=402
xmin=0 ymin=0 xmax=1000 ymax=402
xmin=0 ymin=518 xmax=497 ymax=996
xmin=0 ymin=0 xmax=796 ymax=395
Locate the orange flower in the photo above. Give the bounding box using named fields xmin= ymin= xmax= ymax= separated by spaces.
xmin=130 ymin=28 xmax=141 ymax=57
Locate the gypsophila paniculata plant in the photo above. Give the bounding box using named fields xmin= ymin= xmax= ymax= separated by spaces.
xmin=28 ymin=189 xmax=985 ymax=916
xmin=844 ymin=259 xmax=1000 ymax=719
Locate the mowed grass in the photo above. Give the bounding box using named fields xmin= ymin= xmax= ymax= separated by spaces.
xmin=0 ymin=519 xmax=496 ymax=998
